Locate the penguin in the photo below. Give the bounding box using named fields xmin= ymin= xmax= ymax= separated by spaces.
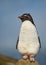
xmin=16 ymin=13 xmax=41 ymax=62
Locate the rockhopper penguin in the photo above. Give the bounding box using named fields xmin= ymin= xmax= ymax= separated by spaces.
xmin=16 ymin=13 xmax=41 ymax=62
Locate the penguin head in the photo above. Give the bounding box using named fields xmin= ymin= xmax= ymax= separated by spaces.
xmin=18 ymin=13 xmax=35 ymax=26
xmin=18 ymin=13 xmax=33 ymax=22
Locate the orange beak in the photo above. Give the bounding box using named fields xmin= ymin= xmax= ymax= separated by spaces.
xmin=18 ymin=16 xmax=23 ymax=19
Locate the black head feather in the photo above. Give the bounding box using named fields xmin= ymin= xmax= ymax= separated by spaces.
xmin=18 ymin=13 xmax=35 ymax=26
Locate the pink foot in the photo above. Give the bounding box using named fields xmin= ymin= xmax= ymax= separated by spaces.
xmin=23 ymin=54 xmax=28 ymax=60
xmin=30 ymin=57 xmax=35 ymax=62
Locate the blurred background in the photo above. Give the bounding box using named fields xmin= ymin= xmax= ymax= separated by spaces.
xmin=0 ymin=0 xmax=46 ymax=65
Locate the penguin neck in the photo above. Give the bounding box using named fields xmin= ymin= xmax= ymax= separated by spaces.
xmin=22 ymin=20 xmax=35 ymax=27
xmin=22 ymin=19 xmax=35 ymax=26
xmin=23 ymin=20 xmax=31 ymax=23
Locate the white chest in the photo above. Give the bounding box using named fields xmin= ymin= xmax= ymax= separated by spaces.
xmin=18 ymin=20 xmax=40 ymax=54
xmin=19 ymin=21 xmax=38 ymax=44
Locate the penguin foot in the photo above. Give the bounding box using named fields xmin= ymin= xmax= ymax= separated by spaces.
xmin=23 ymin=54 xmax=28 ymax=60
xmin=29 ymin=57 xmax=35 ymax=62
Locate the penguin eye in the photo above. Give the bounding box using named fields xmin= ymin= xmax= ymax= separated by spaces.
xmin=24 ymin=15 xmax=27 ymax=16
xmin=24 ymin=15 xmax=29 ymax=18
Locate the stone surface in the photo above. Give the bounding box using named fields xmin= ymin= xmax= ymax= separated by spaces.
xmin=16 ymin=59 xmax=39 ymax=65
xmin=0 ymin=54 xmax=17 ymax=65
xmin=0 ymin=55 xmax=39 ymax=65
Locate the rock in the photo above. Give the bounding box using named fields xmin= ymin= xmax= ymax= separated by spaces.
xmin=6 ymin=62 xmax=15 ymax=65
xmin=0 ymin=55 xmax=40 ymax=65
xmin=0 ymin=54 xmax=17 ymax=63
xmin=16 ymin=59 xmax=39 ymax=65
xmin=0 ymin=54 xmax=17 ymax=65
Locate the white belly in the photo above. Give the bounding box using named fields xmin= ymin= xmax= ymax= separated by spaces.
xmin=18 ymin=21 xmax=40 ymax=55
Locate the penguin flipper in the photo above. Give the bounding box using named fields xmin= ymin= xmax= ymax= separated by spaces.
xmin=36 ymin=27 xmax=41 ymax=48
xmin=38 ymin=36 xmax=41 ymax=48
xmin=16 ymin=36 xmax=19 ymax=49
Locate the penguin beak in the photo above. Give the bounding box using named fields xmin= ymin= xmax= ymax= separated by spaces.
xmin=18 ymin=16 xmax=23 ymax=19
